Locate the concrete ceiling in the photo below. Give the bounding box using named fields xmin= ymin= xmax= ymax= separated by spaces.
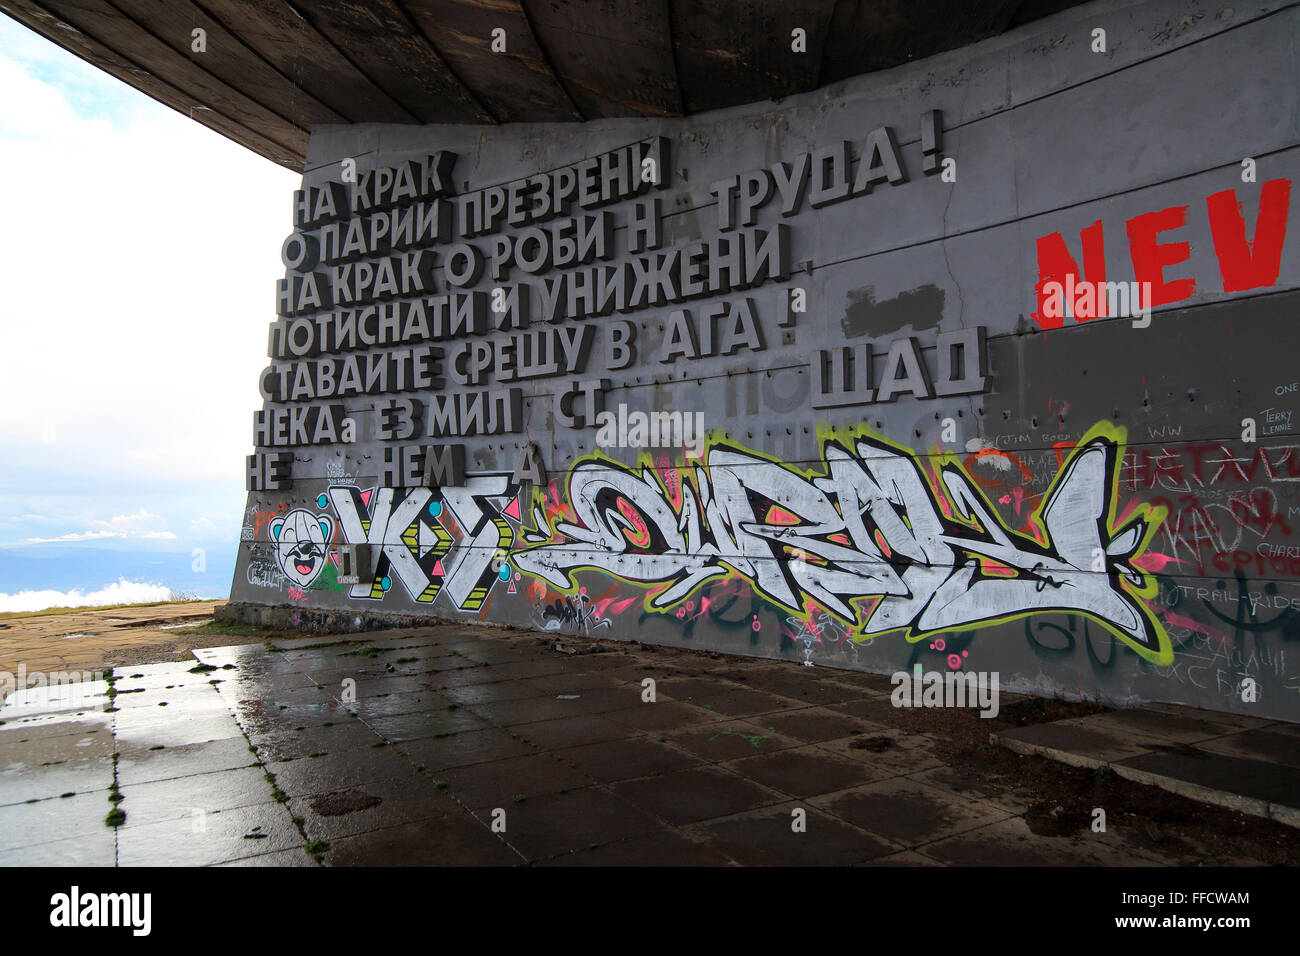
xmin=0 ymin=0 xmax=1087 ymax=171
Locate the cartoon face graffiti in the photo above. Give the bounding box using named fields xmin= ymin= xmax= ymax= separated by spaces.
xmin=269 ymin=510 xmax=334 ymax=588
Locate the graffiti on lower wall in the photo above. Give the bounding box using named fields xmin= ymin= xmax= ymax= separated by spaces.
xmin=324 ymin=478 xmax=520 ymax=610
xmin=513 ymin=422 xmax=1172 ymax=664
xmin=251 ymin=422 xmax=1175 ymax=663
xmin=241 ymin=421 xmax=1300 ymax=708
xmin=269 ymin=509 xmax=334 ymax=588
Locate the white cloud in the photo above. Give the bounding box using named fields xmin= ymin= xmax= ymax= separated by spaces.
xmin=0 ymin=19 xmax=298 ymax=557
xmin=26 ymin=530 xmax=120 ymax=543
xmin=186 ymin=513 xmax=236 ymax=539
xmin=0 ymin=21 xmax=297 ymax=491
xmin=26 ymin=509 xmax=178 ymax=543
xmin=90 ymin=510 xmax=169 ymax=534
xmin=0 ymin=578 xmax=177 ymax=613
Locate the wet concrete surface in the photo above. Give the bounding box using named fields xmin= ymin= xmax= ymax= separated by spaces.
xmin=1 ymin=622 xmax=1296 ymax=865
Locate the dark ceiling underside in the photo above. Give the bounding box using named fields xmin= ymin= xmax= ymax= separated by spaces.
xmin=0 ymin=0 xmax=1087 ymax=171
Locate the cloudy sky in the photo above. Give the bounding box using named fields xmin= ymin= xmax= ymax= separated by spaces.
xmin=0 ymin=16 xmax=298 ymax=608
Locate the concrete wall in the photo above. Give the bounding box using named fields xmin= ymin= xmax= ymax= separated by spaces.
xmin=226 ymin=0 xmax=1300 ymax=722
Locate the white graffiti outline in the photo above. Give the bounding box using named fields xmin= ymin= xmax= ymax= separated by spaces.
xmin=514 ymin=426 xmax=1171 ymax=664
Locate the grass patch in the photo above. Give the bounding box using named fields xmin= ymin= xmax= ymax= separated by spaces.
xmin=184 ymin=619 xmax=301 ymax=642
xmin=104 ymin=749 xmax=125 ymax=825
xmin=262 ymin=771 xmax=288 ymax=803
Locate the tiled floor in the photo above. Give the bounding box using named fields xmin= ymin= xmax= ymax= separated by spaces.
xmin=994 ymin=709 xmax=1300 ymax=828
xmin=0 ymin=623 xmax=1285 ymax=865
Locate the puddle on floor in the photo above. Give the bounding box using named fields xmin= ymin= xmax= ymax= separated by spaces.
xmin=0 ymin=681 xmax=110 ymax=721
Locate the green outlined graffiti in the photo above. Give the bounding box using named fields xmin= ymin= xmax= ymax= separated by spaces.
xmin=513 ymin=422 xmax=1172 ymax=664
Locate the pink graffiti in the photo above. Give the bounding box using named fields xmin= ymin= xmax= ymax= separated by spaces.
xmin=1162 ymin=609 xmax=1223 ymax=640
xmin=591 ymin=595 xmax=638 ymax=620
xmin=1131 ymin=552 xmax=1186 ymax=572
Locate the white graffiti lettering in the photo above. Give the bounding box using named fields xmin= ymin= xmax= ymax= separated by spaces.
xmin=514 ymin=425 xmax=1171 ymax=663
